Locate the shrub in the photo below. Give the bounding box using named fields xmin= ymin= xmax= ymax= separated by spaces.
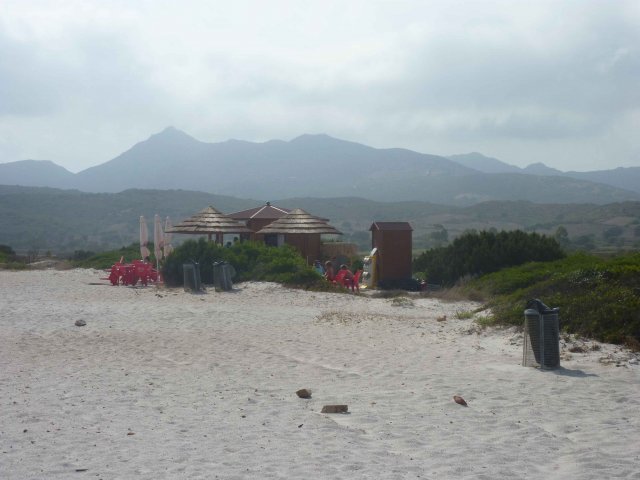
xmin=162 ymin=239 xmax=323 ymax=288
xmin=71 ymin=243 xmax=149 ymax=270
xmin=414 ymin=230 xmax=565 ymax=286
xmin=467 ymin=252 xmax=640 ymax=349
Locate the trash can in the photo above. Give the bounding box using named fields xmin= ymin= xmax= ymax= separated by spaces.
xmin=183 ymin=262 xmax=202 ymax=292
xmin=213 ymin=261 xmax=236 ymax=291
xmin=212 ymin=262 xmax=222 ymax=291
xmin=523 ymin=299 xmax=560 ymax=369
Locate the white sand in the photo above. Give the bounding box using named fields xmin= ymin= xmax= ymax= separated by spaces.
xmin=1 ymin=269 xmax=639 ymax=479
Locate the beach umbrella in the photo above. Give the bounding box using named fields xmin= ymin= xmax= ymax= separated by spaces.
xmin=154 ymin=214 xmax=164 ymax=261
xmin=153 ymin=214 xmax=164 ymax=284
xmin=164 ymin=216 xmax=174 ymax=257
xmin=139 ymin=216 xmax=150 ymax=259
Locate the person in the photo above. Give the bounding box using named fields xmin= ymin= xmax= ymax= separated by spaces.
xmin=324 ymin=261 xmax=335 ymax=281
xmin=313 ymin=260 xmax=325 ymax=275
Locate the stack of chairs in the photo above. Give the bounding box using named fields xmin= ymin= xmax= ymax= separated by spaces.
xmin=333 ymin=269 xmax=362 ymax=293
xmin=107 ymin=260 xmax=158 ymax=286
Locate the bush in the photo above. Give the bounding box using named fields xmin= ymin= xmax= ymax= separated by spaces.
xmin=162 ymin=239 xmax=323 ymax=288
xmin=467 ymin=252 xmax=640 ymax=348
xmin=0 ymin=244 xmax=15 ymax=263
xmin=72 ymin=243 xmax=149 ymax=270
xmin=414 ymin=230 xmax=565 ymax=286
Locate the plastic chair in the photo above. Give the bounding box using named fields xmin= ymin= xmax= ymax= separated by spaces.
xmin=352 ymin=270 xmax=362 ymax=292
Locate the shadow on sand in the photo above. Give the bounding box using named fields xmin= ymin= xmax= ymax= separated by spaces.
xmin=549 ymin=367 xmax=598 ymax=378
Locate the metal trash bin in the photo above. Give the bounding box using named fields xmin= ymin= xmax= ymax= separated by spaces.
xmin=523 ymin=299 xmax=560 ymax=369
xmin=213 ymin=261 xmax=234 ymax=291
xmin=183 ymin=262 xmax=202 ymax=292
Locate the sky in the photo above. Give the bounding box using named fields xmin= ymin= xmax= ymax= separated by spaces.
xmin=1 ymin=0 xmax=638 ymax=173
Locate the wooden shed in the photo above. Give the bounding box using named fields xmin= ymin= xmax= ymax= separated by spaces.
xmin=369 ymin=221 xmax=413 ymax=283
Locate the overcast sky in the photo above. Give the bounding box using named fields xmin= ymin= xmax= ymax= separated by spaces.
xmin=1 ymin=0 xmax=638 ymax=173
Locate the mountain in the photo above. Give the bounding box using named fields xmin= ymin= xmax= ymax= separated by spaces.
xmin=449 ymin=152 xmax=640 ymax=195
xmin=523 ymin=162 xmax=565 ymax=176
xmin=448 ymin=152 xmax=521 ymax=174
xmin=73 ymin=128 xmax=475 ymax=200
xmin=537 ymin=166 xmax=640 ymax=194
xmin=2 ymin=127 xmax=639 ymax=205
xmin=0 ymin=159 xmax=76 ymax=189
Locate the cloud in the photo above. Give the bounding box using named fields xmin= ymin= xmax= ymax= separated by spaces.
xmin=0 ymin=0 xmax=638 ymax=171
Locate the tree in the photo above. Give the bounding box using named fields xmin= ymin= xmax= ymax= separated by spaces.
xmin=554 ymin=226 xmax=569 ymax=247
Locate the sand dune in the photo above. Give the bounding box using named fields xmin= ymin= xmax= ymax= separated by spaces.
xmin=1 ymin=269 xmax=638 ymax=479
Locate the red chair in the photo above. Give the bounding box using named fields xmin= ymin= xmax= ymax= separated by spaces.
xmin=352 ymin=270 xmax=362 ymax=292
xmin=333 ymin=269 xmax=347 ymax=286
xmin=132 ymin=261 xmax=157 ymax=286
xmin=108 ymin=262 xmax=131 ymax=285
xmin=334 ymin=269 xmax=359 ymax=292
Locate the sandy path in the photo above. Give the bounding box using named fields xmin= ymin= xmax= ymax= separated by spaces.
xmin=1 ymin=269 xmax=638 ymax=479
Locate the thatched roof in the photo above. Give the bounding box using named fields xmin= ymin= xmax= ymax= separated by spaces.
xmin=256 ymin=208 xmax=342 ymax=235
xmin=167 ymin=206 xmax=252 ymax=235
xmin=228 ymin=202 xmax=290 ymax=220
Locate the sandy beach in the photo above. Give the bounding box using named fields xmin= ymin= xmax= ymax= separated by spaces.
xmin=1 ymin=269 xmax=639 ymax=479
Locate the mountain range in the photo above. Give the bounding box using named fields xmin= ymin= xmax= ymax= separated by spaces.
xmin=1 ymin=127 xmax=639 ymax=206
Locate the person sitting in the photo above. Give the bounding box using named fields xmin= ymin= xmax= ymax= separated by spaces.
xmin=324 ymin=261 xmax=335 ymax=282
xmin=314 ymin=260 xmax=325 ymax=275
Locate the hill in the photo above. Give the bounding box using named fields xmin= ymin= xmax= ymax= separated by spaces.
xmin=0 ymin=160 xmax=76 ymax=189
xmin=1 ymin=185 xmax=638 ymax=254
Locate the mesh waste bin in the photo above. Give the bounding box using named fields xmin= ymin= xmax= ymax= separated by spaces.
xmin=523 ymin=299 xmax=560 ymax=369
xmin=213 ymin=261 xmax=235 ymax=291
xmin=183 ymin=262 xmax=202 ymax=292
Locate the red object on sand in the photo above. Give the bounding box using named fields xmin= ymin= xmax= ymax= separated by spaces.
xmin=453 ymin=395 xmax=468 ymax=406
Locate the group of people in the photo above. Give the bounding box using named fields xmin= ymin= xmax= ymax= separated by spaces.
xmin=314 ymin=259 xmax=357 ymax=291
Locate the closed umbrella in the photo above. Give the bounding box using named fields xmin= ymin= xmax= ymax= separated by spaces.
xmin=154 ymin=214 xmax=164 ymax=261
xmin=153 ymin=214 xmax=164 ymax=282
xmin=139 ymin=216 xmax=150 ymax=259
xmin=164 ymin=217 xmax=174 ymax=257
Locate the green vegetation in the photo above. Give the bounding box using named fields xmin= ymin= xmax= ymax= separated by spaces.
xmin=464 ymin=252 xmax=640 ymax=349
xmin=72 ymin=243 xmax=150 ymax=270
xmin=0 ymin=244 xmax=14 ymax=263
xmin=3 ymin=186 xmax=640 ymax=254
xmin=162 ymin=239 xmax=323 ymax=288
xmin=413 ymin=230 xmax=565 ymax=286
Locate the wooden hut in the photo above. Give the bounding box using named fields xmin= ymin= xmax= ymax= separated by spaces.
xmin=228 ymin=202 xmax=290 ymax=244
xmin=369 ymin=222 xmax=413 ymax=283
xmin=256 ymin=208 xmax=342 ymax=263
xmin=167 ymin=205 xmax=251 ymax=244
